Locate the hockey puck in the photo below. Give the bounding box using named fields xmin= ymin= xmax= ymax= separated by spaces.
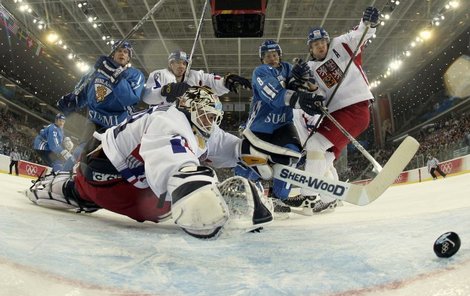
xmin=433 ymin=232 xmax=461 ymax=258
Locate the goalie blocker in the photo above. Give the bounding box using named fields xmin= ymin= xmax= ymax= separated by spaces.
xmin=273 ymin=136 xmax=419 ymax=205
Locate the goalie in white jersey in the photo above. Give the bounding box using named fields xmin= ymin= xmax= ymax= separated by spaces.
xmin=142 ymin=50 xmax=252 ymax=106
xmin=26 ymin=86 xmax=273 ymax=239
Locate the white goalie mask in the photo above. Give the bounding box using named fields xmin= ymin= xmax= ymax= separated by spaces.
xmin=178 ymin=86 xmax=224 ymax=138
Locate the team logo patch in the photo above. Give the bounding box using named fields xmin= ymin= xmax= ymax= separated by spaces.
xmin=95 ymin=84 xmax=112 ymax=102
xmin=170 ymin=136 xmax=190 ymax=154
xmin=316 ymin=59 xmax=344 ymax=88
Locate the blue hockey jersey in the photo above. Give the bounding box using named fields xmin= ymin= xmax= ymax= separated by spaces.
xmin=74 ymin=67 xmax=144 ymax=128
xmin=33 ymin=123 xmax=65 ymax=154
xmin=247 ymin=62 xmax=293 ymax=134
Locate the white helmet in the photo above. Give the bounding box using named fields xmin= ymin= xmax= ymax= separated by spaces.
xmin=178 ymin=86 xmax=224 ymax=138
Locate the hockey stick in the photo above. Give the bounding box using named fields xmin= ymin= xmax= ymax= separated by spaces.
xmin=184 ymin=0 xmax=209 ymax=78
xmin=273 ymin=136 xmax=419 ymax=206
xmin=317 ymin=103 xmax=383 ymax=171
xmin=72 ymin=0 xmax=166 ymax=96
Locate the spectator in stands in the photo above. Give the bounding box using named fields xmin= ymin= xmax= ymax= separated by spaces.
xmin=426 ymin=154 xmax=447 ymax=180
xmin=9 ymin=147 xmax=20 ymax=175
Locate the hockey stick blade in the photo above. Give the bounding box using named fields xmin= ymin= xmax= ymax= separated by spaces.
xmin=273 ymin=136 xmax=419 ymax=206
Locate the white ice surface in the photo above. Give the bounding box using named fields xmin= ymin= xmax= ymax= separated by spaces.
xmin=0 ymin=172 xmax=469 ymax=296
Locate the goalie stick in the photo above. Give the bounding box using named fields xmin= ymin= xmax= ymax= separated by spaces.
xmin=273 ymin=136 xmax=419 ymax=206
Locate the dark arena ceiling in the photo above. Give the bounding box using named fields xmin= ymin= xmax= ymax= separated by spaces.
xmin=0 ymin=0 xmax=469 ymax=107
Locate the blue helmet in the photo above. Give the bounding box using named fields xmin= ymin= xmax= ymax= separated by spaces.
xmin=259 ymin=40 xmax=282 ymax=59
xmin=55 ymin=113 xmax=66 ymax=121
xmin=168 ymin=50 xmax=189 ymax=64
xmin=307 ymin=27 xmax=330 ymax=45
xmin=112 ymin=40 xmax=134 ymax=58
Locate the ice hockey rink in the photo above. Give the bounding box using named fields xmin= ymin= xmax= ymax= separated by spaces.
xmin=0 ymin=172 xmax=469 ymax=296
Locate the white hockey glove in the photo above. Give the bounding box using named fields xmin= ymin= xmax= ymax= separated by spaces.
xmin=60 ymin=149 xmax=73 ymax=161
xmin=63 ymin=137 xmax=74 ymax=152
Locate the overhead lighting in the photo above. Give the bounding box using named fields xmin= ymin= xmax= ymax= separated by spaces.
xmin=19 ymin=4 xmax=30 ymax=12
xmin=419 ymin=29 xmax=432 ymax=40
xmin=46 ymin=32 xmax=59 ymax=43
xmin=449 ymin=1 xmax=459 ymax=8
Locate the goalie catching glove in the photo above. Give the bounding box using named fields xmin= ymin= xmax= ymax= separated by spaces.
xmin=167 ymin=166 xmax=272 ymax=239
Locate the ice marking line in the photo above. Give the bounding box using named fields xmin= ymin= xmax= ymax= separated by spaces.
xmin=0 ymin=257 xmax=155 ymax=296
xmin=327 ymin=258 xmax=470 ymax=296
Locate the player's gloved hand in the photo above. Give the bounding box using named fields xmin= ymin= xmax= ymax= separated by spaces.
xmin=287 ymin=77 xmax=318 ymax=92
xmin=291 ymin=58 xmax=311 ymax=82
xmin=57 ymin=93 xmax=79 ymax=115
xmin=224 ymin=73 xmax=252 ymax=93
xmin=94 ymin=55 xmax=126 ymax=84
xmin=362 ymin=6 xmax=380 ymax=28
xmin=161 ymin=82 xmax=190 ymax=103
xmin=60 ymin=149 xmax=73 ymax=161
xmin=287 ymin=91 xmax=325 ymax=116
xmin=63 ymin=137 xmax=74 ymax=152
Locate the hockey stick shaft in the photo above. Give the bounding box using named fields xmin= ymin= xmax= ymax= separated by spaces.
xmin=273 ymin=136 xmax=419 ymax=206
xmin=317 ymin=104 xmax=383 ymax=172
xmin=73 ymin=0 xmax=166 ymax=95
xmin=184 ymin=0 xmax=209 ymax=78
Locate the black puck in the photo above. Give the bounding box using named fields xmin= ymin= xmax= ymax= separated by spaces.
xmin=433 ymin=232 xmax=461 ymax=258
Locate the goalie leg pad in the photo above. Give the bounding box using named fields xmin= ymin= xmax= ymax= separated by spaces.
xmin=168 ymin=166 xmax=229 ymax=239
xmin=26 ymin=172 xmax=100 ymax=212
xmin=240 ymin=139 xmax=273 ymax=180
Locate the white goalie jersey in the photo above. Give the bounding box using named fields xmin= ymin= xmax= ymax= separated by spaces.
xmin=98 ymin=105 xmax=241 ymax=197
xmin=142 ymin=68 xmax=230 ymax=105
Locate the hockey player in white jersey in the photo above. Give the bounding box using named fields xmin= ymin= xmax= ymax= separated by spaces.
xmin=142 ymin=50 xmax=252 ymax=105
xmin=26 ymin=86 xmax=273 ymax=239
xmin=292 ymin=6 xmax=380 ymax=211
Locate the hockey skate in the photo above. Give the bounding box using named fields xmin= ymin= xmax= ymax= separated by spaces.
xmin=281 ymin=194 xmax=337 ymax=216
xmin=303 ymin=195 xmax=338 ymax=214
xmin=269 ymin=198 xmax=291 ymax=220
